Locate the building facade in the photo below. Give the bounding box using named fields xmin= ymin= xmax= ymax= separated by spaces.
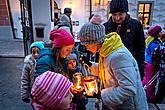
xmin=0 ymin=0 xmax=165 ymax=42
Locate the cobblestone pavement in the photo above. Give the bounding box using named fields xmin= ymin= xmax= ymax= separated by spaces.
xmin=0 ymin=40 xmax=24 ymax=58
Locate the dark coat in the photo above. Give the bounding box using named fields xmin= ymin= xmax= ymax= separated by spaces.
xmin=103 ymin=14 xmax=145 ymax=79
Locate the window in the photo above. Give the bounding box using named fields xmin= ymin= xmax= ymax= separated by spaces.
xmin=138 ymin=3 xmax=152 ymax=28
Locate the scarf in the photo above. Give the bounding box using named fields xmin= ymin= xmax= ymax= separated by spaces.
xmin=99 ymin=32 xmax=124 ymax=86
xmin=145 ymin=36 xmax=154 ymax=48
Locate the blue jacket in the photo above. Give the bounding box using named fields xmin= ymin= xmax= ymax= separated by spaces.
xmin=34 ymin=48 xmax=55 ymax=77
xmin=145 ymin=39 xmax=161 ymax=64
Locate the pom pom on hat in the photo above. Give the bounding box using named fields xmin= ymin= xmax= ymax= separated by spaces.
xmin=30 ymin=41 xmax=45 ymax=50
xmin=90 ymin=14 xmax=103 ymax=25
xmin=148 ymin=25 xmax=162 ymax=37
xmin=79 ymin=15 xmax=106 ymax=45
xmin=31 ymin=71 xmax=73 ymax=109
xmin=110 ymin=0 xmax=129 ymax=13
xmin=50 ymin=29 xmax=74 ymax=47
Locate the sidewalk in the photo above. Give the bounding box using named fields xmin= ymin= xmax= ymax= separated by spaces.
xmin=0 ymin=40 xmax=24 ymax=58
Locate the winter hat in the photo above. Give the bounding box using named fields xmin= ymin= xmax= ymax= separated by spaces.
xmin=64 ymin=8 xmax=72 ymax=14
xmin=31 ymin=71 xmax=73 ymax=109
xmin=148 ymin=25 xmax=162 ymax=37
xmin=67 ymin=53 xmax=77 ymax=60
xmin=50 ymin=29 xmax=74 ymax=47
xmin=79 ymin=15 xmax=106 ymax=44
xmin=59 ymin=14 xmax=70 ymax=23
xmin=90 ymin=14 xmax=103 ymax=25
xmin=110 ymin=0 xmax=129 ymax=13
xmin=30 ymin=41 xmax=45 ymax=50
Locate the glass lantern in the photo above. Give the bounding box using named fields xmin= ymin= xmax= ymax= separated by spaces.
xmin=83 ymin=76 xmax=98 ymax=96
xmin=72 ymin=72 xmax=84 ymax=92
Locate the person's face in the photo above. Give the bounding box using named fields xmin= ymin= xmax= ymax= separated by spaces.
xmin=68 ymin=59 xmax=77 ymax=70
xmin=84 ymin=44 xmax=98 ymax=54
xmin=65 ymin=13 xmax=71 ymax=17
xmin=57 ymin=91 xmax=73 ymax=110
xmin=111 ymin=12 xmax=126 ymax=24
xmin=31 ymin=47 xmax=40 ymax=59
xmin=59 ymin=44 xmax=74 ymax=58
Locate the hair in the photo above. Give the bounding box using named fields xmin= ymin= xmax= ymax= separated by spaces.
xmin=52 ymin=47 xmax=62 ymax=67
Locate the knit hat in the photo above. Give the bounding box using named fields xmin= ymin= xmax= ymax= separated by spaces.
xmin=31 ymin=71 xmax=73 ymax=109
xmin=67 ymin=53 xmax=77 ymax=60
xmin=110 ymin=0 xmax=129 ymax=13
xmin=50 ymin=29 xmax=74 ymax=47
xmin=30 ymin=41 xmax=45 ymax=50
xmin=79 ymin=15 xmax=106 ymax=44
xmin=64 ymin=8 xmax=72 ymax=14
xmin=148 ymin=25 xmax=162 ymax=37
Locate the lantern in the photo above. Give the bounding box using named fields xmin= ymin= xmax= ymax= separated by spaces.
xmin=72 ymin=72 xmax=84 ymax=92
xmin=83 ymin=76 xmax=98 ymax=96
xmin=82 ymin=64 xmax=99 ymax=97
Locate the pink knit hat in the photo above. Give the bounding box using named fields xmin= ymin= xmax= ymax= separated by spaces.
xmin=50 ymin=29 xmax=74 ymax=47
xmin=148 ymin=25 xmax=162 ymax=37
xmin=31 ymin=71 xmax=73 ymax=109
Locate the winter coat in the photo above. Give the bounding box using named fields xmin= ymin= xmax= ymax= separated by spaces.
xmin=54 ymin=14 xmax=72 ymax=36
xmin=21 ymin=55 xmax=36 ymax=99
xmin=91 ymin=33 xmax=148 ymax=110
xmin=145 ymin=38 xmax=161 ymax=64
xmin=34 ymin=48 xmax=68 ymax=77
xmin=103 ymin=14 xmax=145 ymax=79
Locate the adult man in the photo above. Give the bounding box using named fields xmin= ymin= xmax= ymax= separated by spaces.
xmin=64 ymin=8 xmax=73 ymax=36
xmin=103 ymin=0 xmax=145 ymax=79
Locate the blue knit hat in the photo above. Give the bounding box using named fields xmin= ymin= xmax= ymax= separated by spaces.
xmin=30 ymin=41 xmax=45 ymax=50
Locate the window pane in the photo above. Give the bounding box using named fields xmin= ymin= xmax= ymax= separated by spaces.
xmin=144 ymin=14 xmax=149 ymax=26
xmin=139 ymin=4 xmax=144 ymax=12
xmin=145 ymin=4 xmax=150 ymax=12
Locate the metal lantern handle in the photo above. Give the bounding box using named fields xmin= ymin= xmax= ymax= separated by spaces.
xmin=83 ymin=63 xmax=91 ymax=76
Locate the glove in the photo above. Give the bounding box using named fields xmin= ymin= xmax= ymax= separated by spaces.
xmin=93 ymin=91 xmax=101 ymax=99
xmin=80 ymin=55 xmax=92 ymax=67
xmin=22 ymin=98 xmax=30 ymax=103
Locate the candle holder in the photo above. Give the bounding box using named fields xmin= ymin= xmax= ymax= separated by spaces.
xmin=83 ymin=75 xmax=98 ymax=96
xmin=82 ymin=63 xmax=99 ymax=97
xmin=72 ymin=72 xmax=84 ymax=93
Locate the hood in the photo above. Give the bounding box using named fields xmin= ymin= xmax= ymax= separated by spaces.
xmin=37 ymin=48 xmax=53 ymax=60
xmin=24 ymin=54 xmax=36 ymax=64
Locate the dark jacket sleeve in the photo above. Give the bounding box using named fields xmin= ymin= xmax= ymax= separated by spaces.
xmin=133 ymin=20 xmax=145 ymax=79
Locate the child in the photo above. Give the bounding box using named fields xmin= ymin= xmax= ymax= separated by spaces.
xmin=31 ymin=71 xmax=73 ymax=110
xmin=67 ymin=53 xmax=88 ymax=110
xmin=21 ymin=41 xmax=45 ymax=103
xmin=142 ymin=25 xmax=162 ymax=102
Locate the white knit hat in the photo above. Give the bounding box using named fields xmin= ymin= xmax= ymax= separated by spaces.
xmin=31 ymin=71 xmax=73 ymax=109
